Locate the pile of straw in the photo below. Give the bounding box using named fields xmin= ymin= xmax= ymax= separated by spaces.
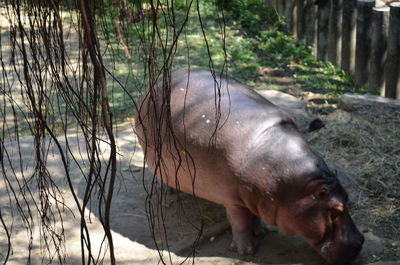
xmin=307 ymin=107 xmax=400 ymax=238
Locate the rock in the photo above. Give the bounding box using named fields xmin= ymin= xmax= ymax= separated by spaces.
xmin=256 ymin=90 xmax=312 ymax=130
xmin=362 ymin=231 xmax=386 ymax=255
xmin=338 ymin=93 xmax=400 ymax=112
xmin=376 ymin=0 xmax=397 ymax=6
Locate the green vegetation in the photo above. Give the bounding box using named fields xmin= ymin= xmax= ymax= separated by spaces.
xmin=99 ymin=0 xmax=362 ymax=119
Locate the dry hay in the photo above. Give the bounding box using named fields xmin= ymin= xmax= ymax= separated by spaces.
xmin=307 ymin=107 xmax=400 ymax=239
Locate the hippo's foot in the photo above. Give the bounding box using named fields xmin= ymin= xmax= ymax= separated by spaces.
xmin=230 ymin=230 xmax=256 ymax=255
xmin=226 ymin=206 xmax=262 ymax=255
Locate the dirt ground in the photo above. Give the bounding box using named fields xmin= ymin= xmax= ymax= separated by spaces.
xmin=1 ymin=88 xmax=399 ymax=265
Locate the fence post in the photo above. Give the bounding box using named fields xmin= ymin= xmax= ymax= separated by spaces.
xmin=305 ymin=0 xmax=318 ymax=54
xmin=267 ymin=0 xmax=276 ymax=10
xmin=368 ymin=6 xmax=390 ymax=95
xmin=385 ymin=2 xmax=400 ymax=99
xmin=297 ymin=0 xmax=306 ymax=44
xmin=355 ymin=0 xmax=375 ymax=87
xmin=292 ymin=0 xmax=298 ymax=39
xmin=271 ymin=0 xmax=280 ymax=12
xmin=277 ymin=0 xmax=285 ymax=15
xmin=328 ymin=0 xmax=343 ymax=66
xmin=317 ymin=0 xmax=330 ymax=61
xmin=341 ymin=0 xmax=357 ymax=73
xmin=283 ymin=0 xmax=296 ymax=33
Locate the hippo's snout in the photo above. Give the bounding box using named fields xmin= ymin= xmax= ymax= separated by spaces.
xmin=346 ymin=231 xmax=364 ymax=261
xmin=326 ymin=233 xmax=364 ymax=264
xmin=352 ymin=233 xmax=365 ymax=256
xmin=321 ymin=213 xmax=365 ymax=265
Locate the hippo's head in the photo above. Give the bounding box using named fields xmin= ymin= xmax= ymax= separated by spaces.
xmin=274 ymin=170 xmax=364 ymax=264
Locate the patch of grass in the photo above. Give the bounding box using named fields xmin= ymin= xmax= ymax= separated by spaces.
xmin=99 ymin=0 xmax=362 ymax=119
xmin=258 ymin=30 xmax=315 ymax=68
xmin=294 ymin=62 xmax=362 ymax=95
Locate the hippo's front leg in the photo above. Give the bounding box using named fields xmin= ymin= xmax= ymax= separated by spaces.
xmin=226 ymin=206 xmax=258 ymax=255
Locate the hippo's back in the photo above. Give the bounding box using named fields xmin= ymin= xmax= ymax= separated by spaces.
xmin=135 ymin=68 xmax=296 ymax=204
xmin=168 ymin=69 xmax=295 ymax=150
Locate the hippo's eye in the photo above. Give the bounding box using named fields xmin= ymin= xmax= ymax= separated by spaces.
xmin=316 ymin=189 xmax=330 ymax=201
xmin=309 ymin=187 xmax=331 ymax=202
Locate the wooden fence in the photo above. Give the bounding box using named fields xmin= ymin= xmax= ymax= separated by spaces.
xmin=268 ymin=0 xmax=400 ymax=99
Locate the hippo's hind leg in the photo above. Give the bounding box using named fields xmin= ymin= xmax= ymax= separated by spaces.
xmin=252 ymin=215 xmax=268 ymax=238
xmin=226 ymin=206 xmax=263 ymax=255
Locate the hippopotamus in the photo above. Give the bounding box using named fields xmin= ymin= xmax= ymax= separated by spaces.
xmin=135 ymin=68 xmax=364 ymax=264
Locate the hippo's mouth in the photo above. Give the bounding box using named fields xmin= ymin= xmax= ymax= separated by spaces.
xmin=312 ymin=228 xmax=338 ymax=263
xmin=314 ymin=224 xmax=334 ymax=254
xmin=315 ymin=229 xmax=363 ymax=265
xmin=320 ymin=240 xmax=333 ymax=256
